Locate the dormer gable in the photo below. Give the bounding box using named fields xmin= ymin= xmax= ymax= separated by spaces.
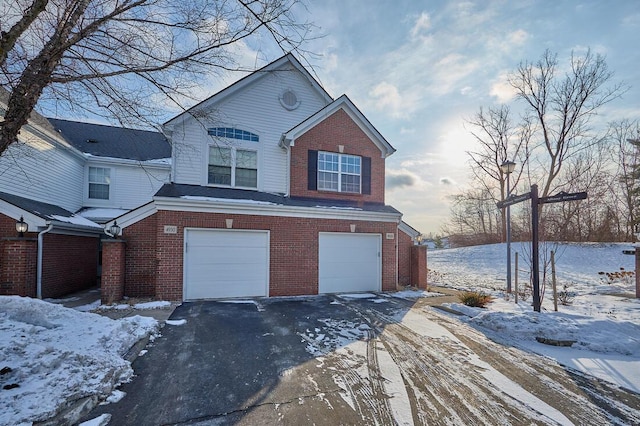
xmin=280 ymin=95 xmax=395 ymax=159
xmin=286 ymin=96 xmax=395 ymax=204
xmin=163 ymin=54 xmax=333 ymax=130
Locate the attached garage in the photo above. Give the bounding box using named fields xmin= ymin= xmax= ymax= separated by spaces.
xmin=183 ymin=229 xmax=269 ymax=300
xmin=318 ymin=233 xmax=382 ymax=294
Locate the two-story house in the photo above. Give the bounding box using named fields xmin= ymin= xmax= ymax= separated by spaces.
xmin=102 ymin=54 xmax=425 ymax=302
xmin=0 ymin=88 xmax=171 ymax=298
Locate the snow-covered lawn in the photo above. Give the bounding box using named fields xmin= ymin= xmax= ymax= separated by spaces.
xmin=428 ymin=242 xmax=640 ymax=393
xmin=0 ymin=296 xmax=159 ymax=425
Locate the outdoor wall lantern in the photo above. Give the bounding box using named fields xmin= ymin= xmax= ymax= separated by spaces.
xmin=415 ymin=234 xmax=424 ymax=245
xmin=16 ymin=216 xmax=28 ymax=237
xmin=106 ymin=221 xmax=121 ymax=238
xmin=634 ymin=223 xmax=640 ymax=242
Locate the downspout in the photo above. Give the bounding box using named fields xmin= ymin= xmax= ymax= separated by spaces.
xmin=37 ymin=224 xmax=54 ymax=299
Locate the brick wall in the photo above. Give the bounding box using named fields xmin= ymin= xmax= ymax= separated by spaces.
xmin=123 ymin=214 xmax=158 ymax=297
xmin=41 ymin=234 xmax=98 ymax=298
xmin=101 ymin=239 xmax=126 ymax=304
xmin=398 ymin=230 xmax=413 ymax=286
xmin=411 ymin=245 xmax=428 ymax=289
xmin=289 ymin=109 xmax=386 ymax=204
xmin=128 ymin=210 xmax=399 ymax=300
xmin=0 ymin=238 xmax=37 ymax=296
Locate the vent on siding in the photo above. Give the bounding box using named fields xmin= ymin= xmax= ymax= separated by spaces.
xmin=279 ymin=89 xmax=300 ymax=110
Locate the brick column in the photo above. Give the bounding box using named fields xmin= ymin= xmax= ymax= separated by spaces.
xmin=1 ymin=238 xmax=37 ymax=297
xmin=101 ymin=239 xmax=126 ymax=304
xmin=411 ymin=245 xmax=428 ymax=289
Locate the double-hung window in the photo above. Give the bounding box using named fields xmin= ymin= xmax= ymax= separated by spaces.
xmin=318 ymin=151 xmax=361 ymax=193
xmin=208 ymin=146 xmax=257 ymax=188
xmin=88 ymin=167 xmax=110 ymax=200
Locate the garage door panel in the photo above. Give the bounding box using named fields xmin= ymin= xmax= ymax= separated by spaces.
xmin=184 ymin=229 xmax=269 ymax=300
xmin=319 ymin=233 xmax=381 ymax=294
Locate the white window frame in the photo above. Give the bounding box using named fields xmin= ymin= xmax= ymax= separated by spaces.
xmin=318 ymin=151 xmax=362 ymax=193
xmin=88 ymin=166 xmax=111 ymax=200
xmin=207 ymin=145 xmax=258 ymax=189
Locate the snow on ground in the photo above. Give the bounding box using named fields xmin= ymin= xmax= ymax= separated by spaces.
xmin=429 ymin=242 xmax=640 ymax=393
xmin=0 ymin=296 xmax=158 ymax=425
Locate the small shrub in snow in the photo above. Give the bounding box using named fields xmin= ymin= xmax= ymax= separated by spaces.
xmin=558 ymin=284 xmax=575 ymax=305
xmin=458 ymin=291 xmax=494 ymax=308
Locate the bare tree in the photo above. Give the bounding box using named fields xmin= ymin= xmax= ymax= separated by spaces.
xmin=466 ymin=105 xmax=531 ymax=240
xmin=610 ymin=119 xmax=640 ymax=239
xmin=0 ymin=0 xmax=312 ymax=154
xmin=509 ymin=49 xmax=626 ymax=201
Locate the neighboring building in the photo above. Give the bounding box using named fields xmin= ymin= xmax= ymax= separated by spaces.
xmin=104 ymin=54 xmax=426 ymax=302
xmin=0 ymin=88 xmax=171 ymax=298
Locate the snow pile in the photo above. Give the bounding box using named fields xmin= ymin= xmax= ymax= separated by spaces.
xmin=0 ymin=296 xmax=158 ymax=425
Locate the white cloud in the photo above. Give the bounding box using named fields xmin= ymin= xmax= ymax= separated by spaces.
xmin=410 ymin=12 xmax=432 ymax=39
xmin=508 ymin=29 xmax=529 ymax=46
xmin=490 ymin=72 xmax=517 ymax=103
xmin=369 ymin=81 xmax=418 ymax=119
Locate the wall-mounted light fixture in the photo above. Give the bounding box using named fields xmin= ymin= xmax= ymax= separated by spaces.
xmin=104 ymin=220 xmax=121 ymax=238
xmin=16 ymin=216 xmax=28 ymax=237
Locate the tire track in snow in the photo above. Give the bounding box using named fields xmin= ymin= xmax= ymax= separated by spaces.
xmin=426 ymin=305 xmax=640 ymax=425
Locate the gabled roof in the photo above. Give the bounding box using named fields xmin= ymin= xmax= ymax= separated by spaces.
xmin=0 ymin=191 xmax=102 ymax=232
xmin=48 ymin=118 xmax=171 ymax=161
xmin=399 ymin=221 xmax=420 ymax=238
xmin=281 ymin=95 xmax=396 ymax=158
xmin=163 ymin=54 xmax=333 ymax=128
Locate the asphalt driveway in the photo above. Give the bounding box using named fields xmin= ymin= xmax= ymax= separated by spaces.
xmin=82 ymin=293 xmax=640 ymax=425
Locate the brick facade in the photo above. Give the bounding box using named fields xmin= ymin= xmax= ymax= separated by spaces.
xmin=290 ymin=109 xmax=386 ymax=204
xmin=411 ymin=245 xmax=428 ymax=289
xmin=41 ymin=233 xmax=99 ymax=298
xmin=0 ymin=238 xmax=37 ymax=296
xmin=101 ymin=239 xmax=126 ymax=304
xmin=398 ymin=230 xmax=413 ymax=286
xmin=121 ymin=211 xmax=400 ymax=300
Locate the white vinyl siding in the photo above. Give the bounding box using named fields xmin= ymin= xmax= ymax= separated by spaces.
xmin=83 ymin=161 xmax=170 ymax=209
xmin=0 ymin=129 xmax=84 ymax=212
xmin=169 ymin=62 xmax=330 ymax=193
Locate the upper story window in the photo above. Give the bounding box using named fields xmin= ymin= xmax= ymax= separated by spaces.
xmin=208 ymin=146 xmax=257 ymax=188
xmin=318 ymin=151 xmax=361 ymax=193
xmin=88 ymin=166 xmax=110 ymax=200
xmin=208 ymin=127 xmax=259 ymax=142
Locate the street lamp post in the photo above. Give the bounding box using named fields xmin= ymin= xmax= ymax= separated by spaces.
xmin=500 ymin=160 xmax=516 ymax=294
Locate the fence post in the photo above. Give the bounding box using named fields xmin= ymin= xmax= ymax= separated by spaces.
xmin=551 ymin=250 xmax=558 ymax=312
xmin=514 ymin=252 xmax=519 ymax=304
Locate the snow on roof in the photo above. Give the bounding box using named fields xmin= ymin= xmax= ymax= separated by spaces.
xmin=49 ymin=214 xmax=103 ymax=229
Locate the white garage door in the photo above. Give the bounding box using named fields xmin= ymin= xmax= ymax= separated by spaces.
xmin=318 ymin=233 xmax=381 ymax=294
xmin=184 ymin=229 xmax=269 ymax=300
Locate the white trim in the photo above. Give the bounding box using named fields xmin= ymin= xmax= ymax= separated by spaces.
xmin=0 ymin=199 xmax=47 ymax=230
xmin=86 ymin=156 xmax=171 ymax=169
xmin=104 ymin=202 xmax=157 ymax=229
xmin=398 ymin=220 xmax=420 ymax=238
xmin=183 ymin=228 xmax=270 ymax=301
xmin=153 ymin=196 xmax=401 ymax=222
xmin=282 ymin=95 xmax=396 ymax=158
xmin=164 ymin=54 xmax=333 ymax=129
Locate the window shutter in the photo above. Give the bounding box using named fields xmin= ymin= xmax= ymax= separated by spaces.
xmin=308 ymin=150 xmax=318 ymax=190
xmin=362 ymin=157 xmax=371 ymax=195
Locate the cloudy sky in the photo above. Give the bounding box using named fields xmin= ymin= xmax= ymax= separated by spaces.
xmin=273 ymin=0 xmax=640 ymax=235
